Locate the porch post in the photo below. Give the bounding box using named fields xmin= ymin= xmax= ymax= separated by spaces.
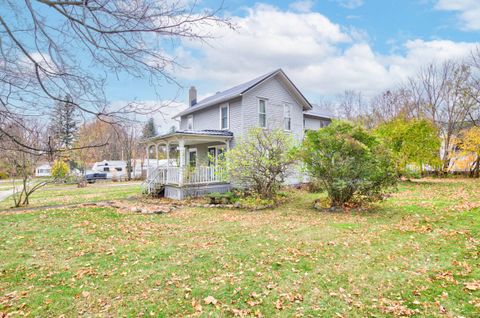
xmin=178 ymin=139 xmax=185 ymax=186
xmin=155 ymin=143 xmax=159 ymax=168
xmin=146 ymin=145 xmax=150 ymax=178
xmin=166 ymin=142 xmax=170 ymax=168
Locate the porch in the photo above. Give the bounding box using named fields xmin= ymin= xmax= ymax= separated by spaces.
xmin=142 ymin=130 xmax=233 ymax=199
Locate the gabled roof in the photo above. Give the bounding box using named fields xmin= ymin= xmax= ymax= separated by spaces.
xmin=173 ymin=69 xmax=312 ymax=118
xmin=303 ymin=103 xmax=334 ymax=119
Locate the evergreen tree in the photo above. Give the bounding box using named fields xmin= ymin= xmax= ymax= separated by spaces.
xmin=142 ymin=118 xmax=158 ymax=138
xmin=49 ymin=95 xmax=79 ymax=150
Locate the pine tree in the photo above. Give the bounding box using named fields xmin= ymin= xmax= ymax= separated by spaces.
xmin=142 ymin=118 xmax=158 ymax=138
xmin=49 ymin=95 xmax=79 ymax=150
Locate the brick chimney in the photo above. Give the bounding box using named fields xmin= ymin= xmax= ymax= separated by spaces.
xmin=189 ymin=86 xmax=197 ymax=107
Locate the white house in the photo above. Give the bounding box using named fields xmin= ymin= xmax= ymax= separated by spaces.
xmin=35 ymin=164 xmax=52 ymax=177
xmin=143 ymin=69 xmax=332 ymax=199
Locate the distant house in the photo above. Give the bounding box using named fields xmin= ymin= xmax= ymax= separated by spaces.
xmin=91 ymin=159 xmax=173 ymax=179
xmin=143 ymin=68 xmax=332 ymax=199
xmin=35 ymin=164 xmax=52 ymax=177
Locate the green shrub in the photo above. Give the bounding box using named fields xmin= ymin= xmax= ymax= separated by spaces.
xmin=301 ymin=121 xmax=397 ymax=207
xmin=375 ymin=118 xmax=441 ymax=176
xmin=51 ymin=160 xmax=70 ymax=180
xmin=207 ymin=192 xmax=238 ymax=205
xmin=0 ymin=172 xmax=8 ymax=180
xmin=403 ymin=167 xmax=422 ymax=180
xmin=222 ymin=128 xmax=297 ymax=200
xmin=306 ymin=178 xmax=324 ymax=193
xmin=236 ymin=196 xmax=275 ymax=210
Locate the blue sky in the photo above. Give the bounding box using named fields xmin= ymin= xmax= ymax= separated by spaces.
xmin=104 ymin=0 xmax=480 ymax=129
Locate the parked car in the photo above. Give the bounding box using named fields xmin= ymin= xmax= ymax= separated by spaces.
xmin=84 ymin=172 xmax=108 ymax=183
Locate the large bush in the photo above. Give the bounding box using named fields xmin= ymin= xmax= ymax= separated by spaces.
xmin=375 ymin=118 xmax=441 ymax=175
xmin=223 ymin=128 xmax=296 ymax=200
xmin=51 ymin=160 xmax=70 ymax=181
xmin=301 ymin=121 xmax=397 ymax=207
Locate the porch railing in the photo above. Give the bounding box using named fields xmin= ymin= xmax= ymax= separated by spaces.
xmin=145 ymin=166 xmax=226 ymax=190
xmin=184 ymin=166 xmax=225 ymax=184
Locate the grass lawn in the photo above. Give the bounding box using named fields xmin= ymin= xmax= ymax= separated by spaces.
xmin=0 ymin=182 xmax=141 ymax=210
xmin=0 ymin=179 xmax=479 ymax=317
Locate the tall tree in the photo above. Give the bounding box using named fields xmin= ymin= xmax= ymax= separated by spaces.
xmin=121 ymin=124 xmax=141 ymax=181
xmin=0 ymin=120 xmax=48 ymax=207
xmin=142 ymin=118 xmax=158 ymax=139
xmin=74 ymin=120 xmax=122 ymax=169
xmin=336 ymin=90 xmax=366 ymax=122
xmin=49 ymin=95 xmax=79 ymax=151
xmin=409 ymin=60 xmax=476 ymax=172
xmin=370 ymin=88 xmax=418 ymax=125
xmin=0 ymin=1 xmax=231 ymax=154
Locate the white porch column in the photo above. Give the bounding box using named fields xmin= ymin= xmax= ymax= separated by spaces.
xmin=146 ymin=145 xmax=150 ymax=178
xmin=155 ymin=144 xmax=159 ymax=168
xmin=178 ymin=139 xmax=185 ymax=186
xmin=166 ymin=142 xmax=170 ymax=168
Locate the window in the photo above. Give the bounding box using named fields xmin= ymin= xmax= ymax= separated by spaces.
xmin=115 ymin=167 xmax=122 ymax=172
xmin=188 ymin=149 xmax=197 ymax=166
xmin=187 ymin=115 xmax=193 ymax=130
xmin=208 ymin=147 xmax=216 ymax=166
xmin=220 ymin=105 xmax=229 ymax=129
xmin=103 ymin=167 xmax=110 ymax=172
xmin=284 ymin=103 xmax=292 ymax=131
xmin=258 ymin=99 xmax=266 ymax=128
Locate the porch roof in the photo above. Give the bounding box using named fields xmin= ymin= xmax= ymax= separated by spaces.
xmin=143 ymin=129 xmax=233 ymax=146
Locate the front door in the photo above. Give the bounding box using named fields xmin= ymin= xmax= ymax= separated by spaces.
xmin=207 ymin=146 xmax=225 ymax=166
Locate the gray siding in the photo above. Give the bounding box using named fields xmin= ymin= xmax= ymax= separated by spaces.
xmin=304 ymin=116 xmax=332 ymax=130
xmin=241 ymin=75 xmax=304 ymax=141
xmin=180 ymin=97 xmax=242 ymax=138
xmin=304 ymin=117 xmax=320 ymax=130
xmin=228 ymin=97 xmax=242 ymax=147
xmin=180 ymin=105 xmax=219 ymax=130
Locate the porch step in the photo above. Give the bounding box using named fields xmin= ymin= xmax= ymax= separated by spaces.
xmin=148 ymin=183 xmax=165 ymax=196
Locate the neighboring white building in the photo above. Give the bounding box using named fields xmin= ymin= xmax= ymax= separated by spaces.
xmin=91 ymin=159 xmax=172 ymax=179
xmin=35 ymin=164 xmax=52 ymax=177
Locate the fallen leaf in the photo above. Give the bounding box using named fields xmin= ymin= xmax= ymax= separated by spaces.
xmin=465 ymin=281 xmax=480 ymax=291
xmin=203 ymin=295 xmax=217 ymax=305
xmin=191 ymin=299 xmax=203 ymax=312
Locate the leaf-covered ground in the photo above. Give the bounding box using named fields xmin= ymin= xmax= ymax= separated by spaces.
xmin=0 ymin=179 xmax=479 ymax=317
xmin=0 ymin=182 xmax=141 ymax=210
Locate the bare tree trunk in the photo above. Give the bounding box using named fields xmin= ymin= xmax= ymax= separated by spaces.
xmin=473 ymin=156 xmax=480 ymax=178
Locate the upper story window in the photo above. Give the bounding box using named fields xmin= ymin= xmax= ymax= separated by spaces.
xmin=220 ymin=105 xmax=229 ymax=129
xmin=187 ymin=115 xmax=193 ymax=130
xmin=258 ymin=99 xmax=266 ymax=128
xmin=284 ymin=103 xmax=292 ymax=131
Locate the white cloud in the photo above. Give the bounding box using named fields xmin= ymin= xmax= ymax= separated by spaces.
xmin=435 ymin=0 xmax=480 ymax=31
xmin=175 ymin=3 xmax=478 ymax=100
xmin=334 ymin=0 xmax=364 ymax=9
xmin=289 ymin=0 xmax=314 ymax=13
